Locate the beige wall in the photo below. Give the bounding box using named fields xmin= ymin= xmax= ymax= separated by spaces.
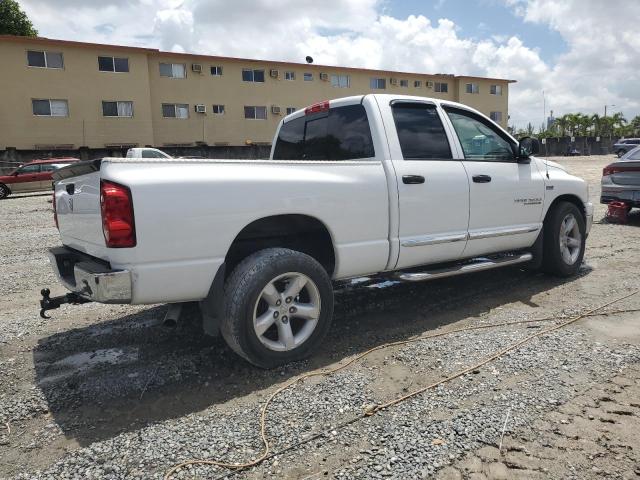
xmin=0 ymin=40 xmax=155 ymax=150
xmin=0 ymin=37 xmax=511 ymax=150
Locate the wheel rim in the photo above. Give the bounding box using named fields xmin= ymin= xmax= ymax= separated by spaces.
xmin=252 ymin=272 xmax=321 ymax=352
xmin=559 ymin=213 xmax=582 ymax=265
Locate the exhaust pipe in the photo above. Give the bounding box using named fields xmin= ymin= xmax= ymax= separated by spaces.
xmin=163 ymin=303 xmax=183 ymax=328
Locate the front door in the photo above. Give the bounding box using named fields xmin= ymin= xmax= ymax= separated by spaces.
xmin=385 ymin=101 xmax=470 ymax=269
xmin=10 ymin=164 xmax=42 ymax=193
xmin=443 ymin=106 xmax=545 ymax=258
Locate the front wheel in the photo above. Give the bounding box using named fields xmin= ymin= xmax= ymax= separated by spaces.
xmin=542 ymin=201 xmax=586 ymax=277
xmin=220 ymin=248 xmax=334 ymax=368
xmin=0 ymin=184 xmax=9 ymax=199
xmin=617 ymin=150 xmax=625 ymax=158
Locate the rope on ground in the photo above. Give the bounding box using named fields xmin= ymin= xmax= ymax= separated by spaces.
xmin=164 ymin=291 xmax=639 ymax=479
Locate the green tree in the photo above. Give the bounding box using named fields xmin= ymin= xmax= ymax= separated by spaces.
xmin=0 ymin=0 xmax=37 ymax=36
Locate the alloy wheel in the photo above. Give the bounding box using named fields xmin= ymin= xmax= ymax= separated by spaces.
xmin=252 ymin=272 xmax=321 ymax=352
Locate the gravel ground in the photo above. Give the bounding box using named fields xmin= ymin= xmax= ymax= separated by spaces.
xmin=1 ymin=155 xmax=639 ymax=480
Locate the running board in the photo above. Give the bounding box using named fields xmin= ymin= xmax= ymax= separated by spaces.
xmin=395 ymin=252 xmax=533 ymax=282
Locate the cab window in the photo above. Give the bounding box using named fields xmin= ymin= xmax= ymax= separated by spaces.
xmin=16 ymin=164 xmax=41 ymax=174
xmin=391 ymin=102 xmax=452 ymax=160
xmin=444 ymin=107 xmax=516 ymax=162
xmin=273 ymin=104 xmax=375 ymax=160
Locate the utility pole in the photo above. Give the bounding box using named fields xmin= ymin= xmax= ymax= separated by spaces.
xmin=542 ymin=90 xmax=546 ymax=130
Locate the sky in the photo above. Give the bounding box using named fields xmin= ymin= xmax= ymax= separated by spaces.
xmin=18 ymin=0 xmax=640 ymax=130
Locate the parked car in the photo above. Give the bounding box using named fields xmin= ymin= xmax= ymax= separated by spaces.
xmin=45 ymin=94 xmax=592 ymax=368
xmin=601 ymin=145 xmax=640 ymax=209
xmin=125 ymin=147 xmax=172 ymax=159
xmin=0 ymin=158 xmax=79 ymax=199
xmin=612 ymin=138 xmax=640 ymax=157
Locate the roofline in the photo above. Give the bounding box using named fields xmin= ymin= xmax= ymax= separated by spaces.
xmin=0 ymin=35 xmax=515 ymax=83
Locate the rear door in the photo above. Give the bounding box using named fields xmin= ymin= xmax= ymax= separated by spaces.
xmin=383 ymin=100 xmax=470 ymax=269
xmin=443 ymin=106 xmax=545 ymax=258
xmin=11 ymin=164 xmax=41 ymax=192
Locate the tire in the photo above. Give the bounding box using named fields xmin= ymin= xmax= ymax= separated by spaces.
xmin=542 ymin=201 xmax=586 ymax=277
xmin=617 ymin=150 xmax=625 ymax=158
xmin=0 ymin=184 xmax=9 ymax=199
xmin=220 ymin=248 xmax=334 ymax=368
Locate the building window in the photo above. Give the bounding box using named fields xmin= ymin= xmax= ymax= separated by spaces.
xmin=303 ymin=73 xmax=313 ymax=81
xmin=330 ymin=74 xmax=350 ymax=88
xmin=212 ymin=104 xmax=225 ymax=115
xmin=370 ymin=78 xmax=386 ymax=89
xmin=435 ymin=82 xmax=448 ymax=93
xmin=244 ymin=106 xmax=267 ymax=120
xmin=242 ymin=69 xmax=265 ymax=82
xmin=210 ymin=65 xmax=223 ymax=76
xmin=399 ymin=79 xmax=409 ymax=88
xmin=465 ymin=83 xmax=479 ymax=94
xmin=27 ymin=50 xmax=64 ymax=69
xmin=32 ymin=99 xmax=69 ymax=117
xmin=159 ymin=63 xmax=186 ymax=78
xmin=98 ymin=56 xmax=129 ymax=72
xmin=490 ymin=111 xmax=503 ymax=122
xmin=286 ymin=107 xmax=296 ymax=115
xmin=490 ymin=84 xmax=502 ymax=95
xmin=414 ymin=80 xmax=422 ymax=88
xmin=102 ymin=101 xmax=133 ymax=117
xmin=284 ymin=71 xmax=295 ymax=80
xmin=162 ymin=103 xmax=189 ymax=118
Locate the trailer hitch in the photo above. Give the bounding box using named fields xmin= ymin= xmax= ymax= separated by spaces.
xmin=39 ymin=288 xmax=92 ymax=319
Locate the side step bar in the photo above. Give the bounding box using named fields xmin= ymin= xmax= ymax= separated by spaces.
xmin=395 ymin=253 xmax=532 ymax=282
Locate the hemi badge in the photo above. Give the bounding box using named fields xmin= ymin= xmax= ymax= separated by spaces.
xmin=546 ymin=185 xmax=554 ymax=190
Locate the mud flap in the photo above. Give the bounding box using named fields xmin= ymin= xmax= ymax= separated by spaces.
xmin=525 ymin=227 xmax=544 ymax=271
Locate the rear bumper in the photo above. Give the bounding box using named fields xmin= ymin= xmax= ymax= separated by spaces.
xmin=47 ymin=246 xmax=132 ymax=303
xmin=600 ymin=187 xmax=640 ymax=207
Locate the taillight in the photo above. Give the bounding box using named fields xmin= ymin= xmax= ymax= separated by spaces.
xmin=52 ymin=191 xmax=58 ymax=229
xmin=603 ymin=165 xmax=639 ymax=176
xmin=100 ymin=180 xmax=136 ymax=248
xmin=304 ymin=100 xmax=330 ymax=115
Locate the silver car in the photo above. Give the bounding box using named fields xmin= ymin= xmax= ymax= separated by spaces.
xmin=612 ymin=138 xmax=640 ymax=157
xmin=601 ymin=145 xmax=640 ymax=209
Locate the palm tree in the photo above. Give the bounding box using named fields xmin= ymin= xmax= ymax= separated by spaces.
xmin=554 ymin=115 xmax=569 ymax=137
xmin=590 ymin=114 xmax=602 ymax=136
xmin=631 ymin=115 xmax=640 ymax=136
xmin=611 ymin=112 xmax=627 ymax=136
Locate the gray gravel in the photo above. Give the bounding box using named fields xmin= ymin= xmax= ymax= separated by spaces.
xmin=2 ymin=156 xmax=640 ymax=479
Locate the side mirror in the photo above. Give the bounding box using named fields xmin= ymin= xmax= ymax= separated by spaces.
xmin=518 ymin=136 xmax=540 ymax=160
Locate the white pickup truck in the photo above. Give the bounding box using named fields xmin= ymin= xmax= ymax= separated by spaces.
xmin=45 ymin=94 xmax=593 ymax=367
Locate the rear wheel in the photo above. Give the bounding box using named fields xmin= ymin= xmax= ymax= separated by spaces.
xmin=220 ymin=248 xmax=334 ymax=368
xmin=0 ymin=184 xmax=9 ymax=199
xmin=542 ymin=201 xmax=586 ymax=277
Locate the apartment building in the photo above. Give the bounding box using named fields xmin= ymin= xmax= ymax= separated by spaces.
xmin=0 ymin=35 xmax=514 ymax=151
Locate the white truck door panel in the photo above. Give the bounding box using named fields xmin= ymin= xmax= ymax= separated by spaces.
xmin=443 ymin=106 xmax=545 ymax=257
xmin=381 ymin=100 xmax=470 ymax=269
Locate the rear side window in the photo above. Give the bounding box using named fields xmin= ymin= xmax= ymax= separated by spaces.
xmin=391 ymin=103 xmax=452 ymax=160
xmin=272 ymin=104 xmax=375 ymax=160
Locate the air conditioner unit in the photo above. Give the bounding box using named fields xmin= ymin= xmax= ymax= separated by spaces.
xmin=192 ymin=63 xmax=203 ymax=73
xmin=270 ymin=69 xmax=279 ymax=78
xmin=271 ymin=105 xmax=281 ymax=115
xmin=319 ymin=72 xmax=329 ymax=81
xmin=426 ymin=81 xmax=434 ymax=88
xmin=195 ymin=104 xmax=206 ymax=113
xmin=390 ymin=77 xmax=398 ymax=86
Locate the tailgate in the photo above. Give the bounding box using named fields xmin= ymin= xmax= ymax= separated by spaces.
xmin=53 ymin=160 xmax=107 ymax=259
xmin=611 ymin=161 xmax=640 ymax=186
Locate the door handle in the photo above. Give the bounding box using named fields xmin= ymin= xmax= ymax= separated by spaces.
xmin=472 ymin=175 xmax=492 ymax=183
xmin=402 ymin=175 xmax=425 ymax=185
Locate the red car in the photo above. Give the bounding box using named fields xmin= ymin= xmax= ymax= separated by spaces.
xmin=0 ymin=158 xmax=79 ymax=199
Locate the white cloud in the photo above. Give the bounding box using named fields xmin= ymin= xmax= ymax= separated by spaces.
xmin=18 ymin=0 xmax=640 ymax=128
